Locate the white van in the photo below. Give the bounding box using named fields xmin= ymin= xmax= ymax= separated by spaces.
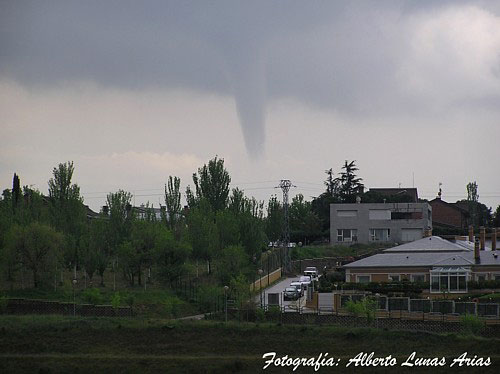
xmin=304 ymin=266 xmax=318 ymax=279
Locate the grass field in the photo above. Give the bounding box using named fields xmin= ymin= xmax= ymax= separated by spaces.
xmin=0 ymin=315 xmax=499 ymax=373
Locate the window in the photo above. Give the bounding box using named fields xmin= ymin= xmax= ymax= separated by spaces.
xmin=369 ymin=229 xmax=390 ymax=242
xmin=369 ymin=209 xmax=391 ymax=220
xmin=476 ymin=274 xmax=487 ymax=282
xmin=431 ymin=276 xmax=440 ymax=292
xmin=388 ymin=274 xmax=400 ymax=282
xmin=430 ymin=268 xmax=469 ymax=293
xmin=357 ymin=275 xmax=370 ymax=283
xmin=411 ymin=274 xmax=425 ymax=283
xmin=450 ymin=274 xmax=458 ymax=291
xmin=337 ymin=229 xmax=357 ymax=242
xmin=391 ymin=211 xmax=422 ymax=220
xmin=495 ymin=274 xmax=500 ymax=281
xmin=337 ymin=210 xmax=357 ymax=217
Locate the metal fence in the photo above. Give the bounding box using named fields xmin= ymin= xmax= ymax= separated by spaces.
xmin=336 ymin=293 xmax=499 ymax=318
xmin=2 ymin=298 xmax=134 ymax=317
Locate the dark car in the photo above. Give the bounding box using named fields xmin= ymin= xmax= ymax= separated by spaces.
xmin=283 ymin=286 xmax=301 ymax=301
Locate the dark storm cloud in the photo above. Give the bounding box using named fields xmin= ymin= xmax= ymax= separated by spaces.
xmin=1 ymin=0 xmax=499 ymax=156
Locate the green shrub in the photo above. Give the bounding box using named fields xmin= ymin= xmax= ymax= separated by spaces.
xmin=163 ymin=296 xmax=183 ymax=318
xmin=197 ymin=285 xmax=222 ymax=313
xmin=266 ymin=306 xmax=281 ymax=321
xmin=82 ymin=288 xmax=103 ymax=305
xmin=123 ymin=293 xmax=135 ymax=308
xmin=111 ymin=293 xmax=121 ymax=309
xmin=461 ymin=314 xmax=485 ymax=336
xmin=345 ymin=298 xmax=377 ymax=322
xmin=255 ymin=308 xmax=266 ymax=323
xmin=345 ymin=300 xmax=364 ymax=317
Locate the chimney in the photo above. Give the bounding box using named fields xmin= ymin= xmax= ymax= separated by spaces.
xmin=424 ymin=227 xmax=432 ymax=237
xmin=480 ymin=226 xmax=485 ymax=251
xmin=468 ymin=225 xmax=474 ymax=242
xmin=492 ymin=228 xmax=497 ymax=251
xmin=102 ymin=205 xmax=109 ymax=215
xmin=474 ymin=238 xmax=480 ymax=263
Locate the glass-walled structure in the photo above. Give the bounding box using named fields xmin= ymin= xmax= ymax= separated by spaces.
xmin=430 ymin=267 xmax=469 ymax=293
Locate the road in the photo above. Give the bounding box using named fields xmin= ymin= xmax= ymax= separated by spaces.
xmin=254 ymin=276 xmax=309 ymax=310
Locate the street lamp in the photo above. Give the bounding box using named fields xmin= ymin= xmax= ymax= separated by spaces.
xmin=72 ymin=278 xmax=78 ymax=317
xmin=224 ymin=286 xmax=229 ymax=322
xmin=258 ymin=269 xmax=264 ymax=308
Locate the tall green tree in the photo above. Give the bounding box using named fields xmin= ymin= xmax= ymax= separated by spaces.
xmin=118 ymin=219 xmax=157 ymax=286
xmin=336 ymin=160 xmax=364 ymax=202
xmin=106 ymin=190 xmax=133 ymax=254
xmin=12 ymin=173 xmax=21 ymax=211
xmin=154 ymin=226 xmax=191 ymax=284
xmin=164 ymin=176 xmax=182 ymax=230
xmin=493 ymin=205 xmax=500 ymax=227
xmin=5 ymin=222 xmax=64 ymax=288
xmin=81 ymin=218 xmax=110 ymax=285
xmin=186 ymin=200 xmax=218 ymax=274
xmin=190 ymin=156 xmax=231 ymax=212
xmin=215 ymin=210 xmax=240 ymax=251
xmin=215 ymin=245 xmax=249 ymax=286
xmin=48 ymin=161 xmax=86 ymax=268
xmin=265 ymin=195 xmax=283 ymax=242
xmin=324 ymin=168 xmax=340 ymax=197
xmin=290 ymin=194 xmax=321 ymax=244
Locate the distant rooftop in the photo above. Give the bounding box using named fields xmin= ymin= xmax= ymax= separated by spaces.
xmin=344 ymin=250 xmax=499 ymax=268
xmin=383 ymin=236 xmax=472 ymax=253
xmin=345 ymin=235 xmax=497 ymax=268
xmin=368 ymin=188 xmax=418 ymax=203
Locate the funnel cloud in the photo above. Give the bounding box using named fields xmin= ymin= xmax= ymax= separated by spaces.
xmin=1 ymin=1 xmax=500 ymax=159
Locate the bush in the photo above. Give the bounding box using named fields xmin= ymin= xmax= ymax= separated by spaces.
xmin=266 ymin=306 xmax=281 ymax=322
xmin=468 ymin=280 xmax=500 ymax=290
xmin=461 ymin=314 xmax=485 ymax=336
xmin=345 ymin=300 xmax=364 ymax=317
xmin=82 ymin=288 xmax=103 ymax=305
xmin=123 ymin=293 xmax=135 ymax=308
xmin=345 ymin=298 xmax=377 ymax=322
xmin=197 ymin=285 xmax=222 ymax=313
xmin=255 ymin=308 xmax=266 ymax=323
xmin=163 ymin=297 xmax=182 ymax=318
xmin=111 ymin=293 xmax=121 ymax=309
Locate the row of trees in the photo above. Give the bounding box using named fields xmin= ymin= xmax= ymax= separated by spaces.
xmin=1 ymin=157 xmax=322 ymax=290
xmin=2 ymin=157 xmax=498 ymax=290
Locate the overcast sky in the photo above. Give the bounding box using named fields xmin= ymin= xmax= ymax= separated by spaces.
xmin=1 ymin=0 xmax=500 ymax=212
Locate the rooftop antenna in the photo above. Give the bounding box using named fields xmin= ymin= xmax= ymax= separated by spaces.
xmin=438 ymin=182 xmax=442 ymax=199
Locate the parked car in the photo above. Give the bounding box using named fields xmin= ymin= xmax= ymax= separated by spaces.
xmin=304 ymin=267 xmax=318 ymax=279
xmin=290 ymin=281 xmax=304 ymax=296
xmin=283 ymin=286 xmax=301 ymax=301
xmin=299 ymin=275 xmax=311 ymax=289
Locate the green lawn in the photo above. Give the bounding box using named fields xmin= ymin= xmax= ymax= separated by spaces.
xmin=1 ymin=286 xmax=200 ymax=319
xmin=0 ymin=315 xmax=499 ymax=373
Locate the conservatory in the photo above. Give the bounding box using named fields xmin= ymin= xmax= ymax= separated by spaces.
xmin=430 ymin=267 xmax=470 ymax=293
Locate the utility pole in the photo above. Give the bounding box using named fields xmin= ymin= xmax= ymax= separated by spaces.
xmin=277 ymin=179 xmax=295 ymax=274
